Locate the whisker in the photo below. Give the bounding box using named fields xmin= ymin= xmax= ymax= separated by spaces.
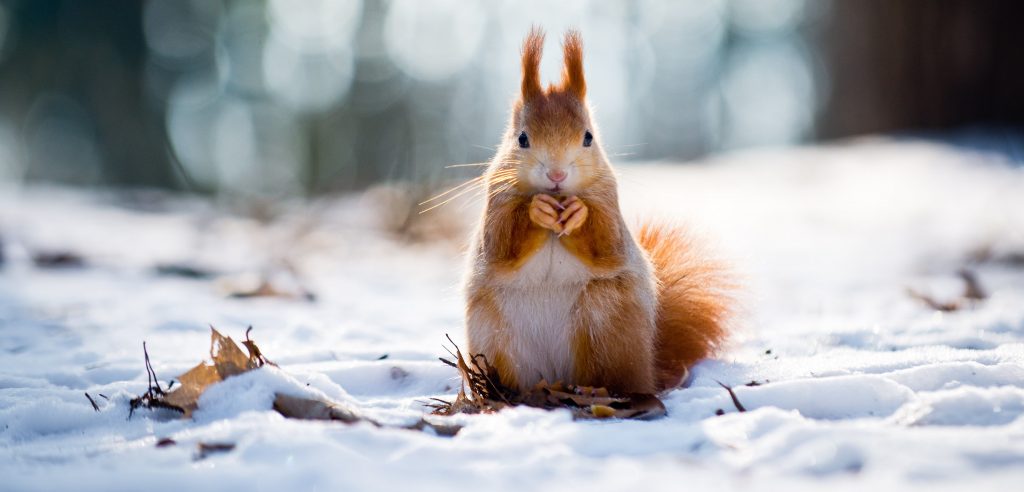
xmin=445 ymin=162 xmax=489 ymax=169
xmin=419 ymin=182 xmax=488 ymax=214
xmin=488 ymin=168 xmax=519 ymax=175
xmin=421 ymin=168 xmax=515 ymax=202
xmin=418 ymin=170 xmax=522 ymax=213
xmin=458 ymin=178 xmax=518 ymax=210
xmin=484 ymin=176 xmax=517 ymax=186
xmin=485 ymin=170 xmax=519 ymax=182
xmin=418 ymin=175 xmax=485 ymax=205
xmin=457 ymin=185 xmax=491 ymax=211
xmin=486 ymin=176 xmax=517 ymax=185
xmin=487 ymin=182 xmax=516 ymax=200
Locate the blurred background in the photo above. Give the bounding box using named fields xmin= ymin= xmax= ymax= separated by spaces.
xmin=0 ymin=0 xmax=1022 ymax=199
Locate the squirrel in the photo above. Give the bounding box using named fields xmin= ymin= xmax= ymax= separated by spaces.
xmin=464 ymin=28 xmax=732 ymax=395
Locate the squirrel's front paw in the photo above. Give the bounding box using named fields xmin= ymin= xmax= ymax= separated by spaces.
xmin=529 ymin=194 xmax=564 ymax=233
xmin=558 ymin=196 xmax=588 ymax=236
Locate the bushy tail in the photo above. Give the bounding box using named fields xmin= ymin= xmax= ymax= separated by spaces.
xmin=636 ymin=222 xmax=733 ymax=391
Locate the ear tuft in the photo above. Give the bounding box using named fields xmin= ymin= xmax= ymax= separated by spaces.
xmin=521 ymin=26 xmax=545 ymax=101
xmin=560 ymin=29 xmax=586 ymax=99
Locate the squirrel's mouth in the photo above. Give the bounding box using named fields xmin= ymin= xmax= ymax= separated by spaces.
xmin=548 ymin=184 xmax=562 ymax=193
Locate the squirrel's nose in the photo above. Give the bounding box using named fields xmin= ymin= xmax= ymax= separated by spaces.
xmin=546 ymin=169 xmax=567 ymax=183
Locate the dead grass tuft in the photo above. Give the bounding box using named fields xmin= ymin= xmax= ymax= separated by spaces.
xmin=430 ymin=335 xmax=667 ymax=420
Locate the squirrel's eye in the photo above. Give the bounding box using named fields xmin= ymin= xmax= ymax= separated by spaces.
xmin=583 ymin=130 xmax=593 ymax=147
xmin=518 ymin=131 xmax=530 ymax=149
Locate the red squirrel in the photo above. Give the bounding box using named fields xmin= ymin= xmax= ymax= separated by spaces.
xmin=464 ymin=28 xmax=731 ymax=395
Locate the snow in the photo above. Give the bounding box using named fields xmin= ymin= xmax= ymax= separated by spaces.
xmin=2 ymin=139 xmax=1024 ymax=490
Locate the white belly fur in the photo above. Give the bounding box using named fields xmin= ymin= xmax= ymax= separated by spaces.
xmin=496 ymin=235 xmax=591 ymax=385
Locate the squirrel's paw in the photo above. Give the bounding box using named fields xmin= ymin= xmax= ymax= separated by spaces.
xmin=529 ymin=194 xmax=564 ymax=233
xmin=558 ymin=196 xmax=588 ymax=236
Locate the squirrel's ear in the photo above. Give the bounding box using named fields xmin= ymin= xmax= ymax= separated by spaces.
xmin=560 ymin=29 xmax=586 ymax=100
xmin=521 ymin=26 xmax=545 ymax=101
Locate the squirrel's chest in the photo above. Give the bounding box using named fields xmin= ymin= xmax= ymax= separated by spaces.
xmin=495 ymin=236 xmax=591 ymax=383
xmin=509 ymin=235 xmax=591 ymax=286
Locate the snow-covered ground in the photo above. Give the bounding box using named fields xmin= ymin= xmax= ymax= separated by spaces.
xmin=2 ymin=139 xmax=1024 ymax=491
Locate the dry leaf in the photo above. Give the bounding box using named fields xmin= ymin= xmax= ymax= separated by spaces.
xmin=195 ymin=442 xmax=235 ymax=460
xmin=273 ymin=394 xmax=366 ymax=424
xmin=158 ymin=328 xmax=259 ymax=416
xmin=210 ymin=328 xmax=254 ymax=379
xmin=32 ymin=251 xmax=85 ymax=268
xmin=221 ymin=273 xmax=316 ymax=302
xmin=131 ymin=327 xmax=270 ymax=418
xmin=160 ymin=363 xmax=218 ymax=416
xmin=153 ymin=263 xmax=216 ymax=279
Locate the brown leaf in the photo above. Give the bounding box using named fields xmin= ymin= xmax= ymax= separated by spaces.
xmin=615 ymin=394 xmax=668 ymax=420
xmin=161 ymin=362 xmax=219 ymax=417
xmin=153 ymin=263 xmax=216 ymax=279
xmin=132 ymin=327 xmax=267 ymax=418
xmin=223 ymin=276 xmax=316 ymax=302
xmin=32 ymin=251 xmax=85 ymax=268
xmin=543 ymin=385 xmax=620 ymax=408
xmin=272 ymin=393 xmax=367 ymax=425
xmin=590 ymin=405 xmax=616 ymax=418
xmin=403 ymin=417 xmax=463 ymax=437
xmin=195 ymin=442 xmax=235 ymax=460
xmin=210 ymin=327 xmax=254 ymax=379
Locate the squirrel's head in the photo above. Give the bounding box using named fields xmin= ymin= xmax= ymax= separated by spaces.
xmin=500 ymin=28 xmax=610 ymax=196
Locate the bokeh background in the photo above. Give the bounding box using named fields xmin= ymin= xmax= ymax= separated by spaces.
xmin=0 ymin=0 xmax=1022 ymax=199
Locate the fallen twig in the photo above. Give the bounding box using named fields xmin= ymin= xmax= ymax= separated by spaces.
xmin=716 ymin=381 xmax=747 ymax=412
xmin=242 ymin=326 xmax=276 ymax=367
xmin=129 ymin=341 xmax=181 ymax=419
xmin=960 ymin=269 xmax=986 ymax=301
xmin=907 ymin=268 xmax=988 ymax=312
xmin=85 ymin=392 xmax=100 ymax=412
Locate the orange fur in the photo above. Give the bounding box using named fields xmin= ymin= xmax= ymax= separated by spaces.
xmin=479 ymin=192 xmax=549 ymax=274
xmin=636 ymin=222 xmax=733 ymax=390
xmin=558 ymin=30 xmax=586 ymax=99
xmin=557 ymin=193 xmax=626 ymax=273
xmin=571 ymin=274 xmax=656 ymax=394
xmin=465 ymin=286 xmax=519 ymax=388
xmin=521 ymin=27 xmax=545 ymax=101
